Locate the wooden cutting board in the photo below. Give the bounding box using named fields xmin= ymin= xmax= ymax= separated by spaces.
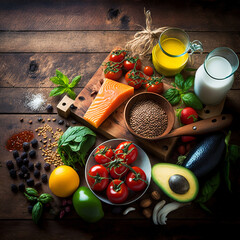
xmin=57 ymin=47 xmax=180 ymax=160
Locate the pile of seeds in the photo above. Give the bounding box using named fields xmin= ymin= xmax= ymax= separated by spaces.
xmin=35 ymin=123 xmax=63 ymax=167
xmin=129 ymin=99 xmax=168 ymax=138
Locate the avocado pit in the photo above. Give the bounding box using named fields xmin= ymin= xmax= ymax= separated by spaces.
xmin=169 ymin=174 xmax=190 ymax=194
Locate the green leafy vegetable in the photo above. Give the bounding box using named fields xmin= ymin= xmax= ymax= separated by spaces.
xmin=163 ymin=73 xmax=203 ymax=110
xmin=49 ymin=69 xmax=81 ymax=99
xmin=58 ymin=126 xmax=96 ymax=168
xmin=32 ymin=202 xmax=43 ymax=224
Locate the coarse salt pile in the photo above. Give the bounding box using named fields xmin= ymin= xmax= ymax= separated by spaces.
xmin=25 ymin=93 xmax=46 ymax=111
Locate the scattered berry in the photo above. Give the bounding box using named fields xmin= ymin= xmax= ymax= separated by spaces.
xmin=16 ymin=157 xmax=23 ymax=167
xmin=9 ymin=169 xmax=17 ymax=179
xmin=38 ymin=117 xmax=43 ymax=122
xmin=18 ymin=183 xmax=25 ymax=192
xmin=59 ymin=210 xmax=65 ymax=219
xmin=20 ymin=152 xmax=28 ymax=159
xmin=26 ymin=178 xmax=34 ymax=187
xmin=12 ymin=150 xmax=19 ymax=159
xmin=44 ymin=163 xmax=50 ymax=171
xmin=35 ymin=162 xmax=41 ymax=170
xmin=35 ymin=182 xmax=42 ymax=189
xmin=11 ymin=184 xmax=18 ymax=193
xmin=20 ymin=165 xmax=28 ymax=174
xmin=23 ymin=142 xmax=30 ymax=151
xmin=28 ymin=162 xmax=34 ymax=171
xmin=31 ymin=139 xmax=38 ymax=148
xmin=46 ymin=104 xmax=53 ymax=112
xmin=34 ymin=169 xmax=40 ymax=178
xmin=18 ymin=171 xmax=24 ymax=179
xmin=65 ymin=206 xmax=71 ymax=213
xmin=23 ymin=172 xmax=30 ymax=179
xmin=29 ymin=150 xmax=36 ymax=159
xmin=23 ymin=158 xmax=29 ymax=166
xmin=58 ymin=120 xmax=64 ymax=125
xmin=41 ymin=174 xmax=48 ymax=183
xmin=6 ymin=160 xmax=14 ymax=170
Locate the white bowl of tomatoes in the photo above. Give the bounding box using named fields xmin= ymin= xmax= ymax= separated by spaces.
xmin=85 ymin=139 xmax=151 ymax=205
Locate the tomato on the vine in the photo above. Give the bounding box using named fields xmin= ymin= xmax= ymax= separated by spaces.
xmin=94 ymin=145 xmax=114 ymax=164
xmin=115 ymin=141 xmax=138 ymax=165
xmin=104 ymin=61 xmax=123 ymax=81
xmin=144 ymin=76 xmax=164 ymax=94
xmin=124 ymin=57 xmax=142 ymax=71
xmin=180 ymin=107 xmax=198 ymax=125
xmin=87 ymin=165 xmax=109 ymax=191
xmin=125 ymin=70 xmax=144 ymax=89
xmin=143 ymin=66 xmax=154 ymax=76
xmin=106 ymin=179 xmax=129 ymax=204
xmin=126 ymin=166 xmax=147 ymax=191
xmin=109 ymin=50 xmax=126 ymax=63
xmin=106 ymin=158 xmax=129 ymax=179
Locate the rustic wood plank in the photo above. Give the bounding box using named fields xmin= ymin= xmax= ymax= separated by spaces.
xmin=0 ymin=53 xmax=239 ymax=89
xmin=0 ymin=0 xmax=239 ymax=31
xmin=0 ymin=31 xmax=240 ymax=53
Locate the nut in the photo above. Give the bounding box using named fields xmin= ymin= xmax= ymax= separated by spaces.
xmin=142 ymin=208 xmax=152 ymax=218
xmin=140 ymin=198 xmax=152 ymax=208
xmin=151 ymin=191 xmax=161 ymax=200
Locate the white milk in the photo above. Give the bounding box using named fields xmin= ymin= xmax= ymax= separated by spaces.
xmin=194 ymin=56 xmax=234 ymax=105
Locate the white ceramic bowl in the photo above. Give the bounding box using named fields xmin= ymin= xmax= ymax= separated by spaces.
xmin=85 ymin=139 xmax=151 ymax=205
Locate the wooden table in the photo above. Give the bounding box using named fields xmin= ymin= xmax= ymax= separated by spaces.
xmin=1 ymin=1 xmax=240 ymax=239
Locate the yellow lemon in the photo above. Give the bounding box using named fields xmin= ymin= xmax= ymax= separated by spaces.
xmin=49 ymin=165 xmax=80 ymax=197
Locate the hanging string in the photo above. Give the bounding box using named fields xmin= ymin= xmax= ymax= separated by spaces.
xmin=125 ymin=9 xmax=168 ymax=58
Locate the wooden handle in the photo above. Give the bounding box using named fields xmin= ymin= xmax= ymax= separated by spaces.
xmin=163 ymin=114 xmax=233 ymax=139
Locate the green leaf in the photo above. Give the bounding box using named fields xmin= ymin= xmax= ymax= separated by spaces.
xmin=38 ymin=193 xmax=53 ymax=204
xmin=56 ymin=69 xmax=69 ymax=85
xmin=229 ymin=144 xmax=240 ymax=164
xmin=175 ymin=73 xmax=184 ymax=90
xmin=66 ymin=88 xmax=76 ymax=100
xmin=184 ymin=67 xmax=197 ymax=72
xmin=163 ymin=88 xmax=179 ymax=102
xmin=32 ymin=202 xmax=43 ymax=224
xmin=183 ymin=76 xmax=194 ymax=92
xmin=50 ymin=76 xmax=66 ymax=86
xmin=49 ymin=86 xmax=67 ymax=97
xmin=182 ymin=92 xmax=203 ymax=110
xmin=69 ymin=75 xmax=81 ymax=88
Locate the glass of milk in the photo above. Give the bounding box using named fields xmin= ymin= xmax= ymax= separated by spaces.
xmin=194 ymin=47 xmax=239 ymax=105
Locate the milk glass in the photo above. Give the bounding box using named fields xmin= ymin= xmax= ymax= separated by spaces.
xmin=194 ymin=47 xmax=239 ymax=105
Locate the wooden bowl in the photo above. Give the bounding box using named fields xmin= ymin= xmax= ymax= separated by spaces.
xmin=124 ymin=92 xmax=175 ymax=141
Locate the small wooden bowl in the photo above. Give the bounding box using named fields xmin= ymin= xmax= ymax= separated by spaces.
xmin=124 ymin=92 xmax=175 ymax=141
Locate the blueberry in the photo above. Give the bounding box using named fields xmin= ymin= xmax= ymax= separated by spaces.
xmin=20 ymin=165 xmax=28 ymax=174
xmin=23 ymin=172 xmax=30 ymax=179
xmin=9 ymin=169 xmax=17 ymax=179
xmin=31 ymin=139 xmax=38 ymax=148
xmin=41 ymin=174 xmax=48 ymax=183
xmin=18 ymin=183 xmax=25 ymax=192
xmin=11 ymin=184 xmax=18 ymax=193
xmin=23 ymin=142 xmax=30 ymax=151
xmin=44 ymin=163 xmax=50 ymax=171
xmin=35 ymin=182 xmax=42 ymax=189
xmin=33 ymin=169 xmax=40 ymax=178
xmin=58 ymin=119 xmax=64 ymax=125
xmin=35 ymin=162 xmax=41 ymax=170
xmin=26 ymin=178 xmax=34 ymax=187
xmin=21 ymin=152 xmax=28 ymax=160
xmin=23 ymin=158 xmax=29 ymax=166
xmin=18 ymin=171 xmax=24 ymax=179
xmin=46 ymin=104 xmax=53 ymax=112
xmin=6 ymin=160 xmax=14 ymax=170
xmin=12 ymin=150 xmax=19 ymax=159
xmin=28 ymin=162 xmax=34 ymax=171
xmin=29 ymin=150 xmax=36 ymax=159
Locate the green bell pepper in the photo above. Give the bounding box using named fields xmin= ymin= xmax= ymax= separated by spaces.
xmin=72 ymin=186 xmax=104 ymax=223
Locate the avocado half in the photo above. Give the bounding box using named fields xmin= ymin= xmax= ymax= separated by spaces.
xmin=152 ymin=163 xmax=199 ymax=202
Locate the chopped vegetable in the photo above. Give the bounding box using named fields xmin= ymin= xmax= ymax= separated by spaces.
xmin=152 ymin=200 xmax=166 ymax=225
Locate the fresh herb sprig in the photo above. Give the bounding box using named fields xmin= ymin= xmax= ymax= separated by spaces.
xmin=49 ymin=69 xmax=81 ymax=99
xmin=163 ymin=73 xmax=203 ymax=110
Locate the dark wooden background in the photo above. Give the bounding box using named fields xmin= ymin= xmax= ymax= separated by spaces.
xmin=0 ymin=0 xmax=240 ymax=239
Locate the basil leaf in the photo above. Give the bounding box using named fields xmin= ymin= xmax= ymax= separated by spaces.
xmin=49 ymin=86 xmax=66 ymax=97
xmin=183 ymin=76 xmax=194 ymax=92
xmin=56 ymin=69 xmax=69 ymax=85
xmin=169 ymin=93 xmax=181 ymax=105
xmin=38 ymin=193 xmax=53 ymax=204
xmin=69 ymin=75 xmax=81 ymax=88
xmin=32 ymin=202 xmax=43 ymax=224
xmin=182 ymin=92 xmax=203 ymax=110
xmin=163 ymin=88 xmax=179 ymax=101
xmin=175 ymin=73 xmax=184 ymax=90
xmin=66 ymin=88 xmax=76 ymax=100
xmin=50 ymin=77 xmax=66 ymax=86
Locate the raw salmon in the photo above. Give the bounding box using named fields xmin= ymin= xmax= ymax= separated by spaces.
xmin=83 ymin=78 xmax=134 ymax=128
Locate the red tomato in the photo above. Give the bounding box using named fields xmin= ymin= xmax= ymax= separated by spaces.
xmin=125 ymin=70 xmax=144 ymax=89
xmin=180 ymin=107 xmax=198 ymax=125
xmin=104 ymin=68 xmax=122 ymax=81
xmin=109 ymin=50 xmax=126 ymax=63
xmin=87 ymin=165 xmax=109 ymax=192
xmin=181 ymin=136 xmax=196 ymax=143
xmin=126 ymin=166 xmax=147 ymax=192
xmin=143 ymin=66 xmax=154 ymax=76
xmin=107 ymin=179 xmax=129 ymax=204
xmin=94 ymin=145 xmax=114 ymax=164
xmin=124 ymin=57 xmax=142 ymax=71
xmin=144 ymin=77 xmax=164 ymax=94
xmin=115 ymin=141 xmax=138 ymax=165
xmin=177 ymin=145 xmax=186 ymax=155
xmin=107 ymin=158 xmax=129 ymax=179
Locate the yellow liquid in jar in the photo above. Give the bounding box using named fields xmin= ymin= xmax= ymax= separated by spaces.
xmin=154 ymin=38 xmax=188 ymax=76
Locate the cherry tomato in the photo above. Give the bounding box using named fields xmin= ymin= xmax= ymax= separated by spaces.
xmin=106 ymin=179 xmax=129 ymax=204
xmin=94 ymin=145 xmax=114 ymax=164
xmin=177 ymin=145 xmax=186 ymax=155
xmin=87 ymin=165 xmax=109 ymax=192
xmin=109 ymin=50 xmax=126 ymax=63
xmin=115 ymin=141 xmax=138 ymax=165
xmin=104 ymin=68 xmax=122 ymax=81
xmin=125 ymin=70 xmax=144 ymax=89
xmin=124 ymin=57 xmax=142 ymax=71
xmin=107 ymin=158 xmax=129 ymax=179
xmin=144 ymin=77 xmax=164 ymax=94
xmin=126 ymin=166 xmax=147 ymax=192
xmin=143 ymin=66 xmax=154 ymax=76
xmin=181 ymin=136 xmax=196 ymax=143
xmin=180 ymin=107 xmax=198 ymax=125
